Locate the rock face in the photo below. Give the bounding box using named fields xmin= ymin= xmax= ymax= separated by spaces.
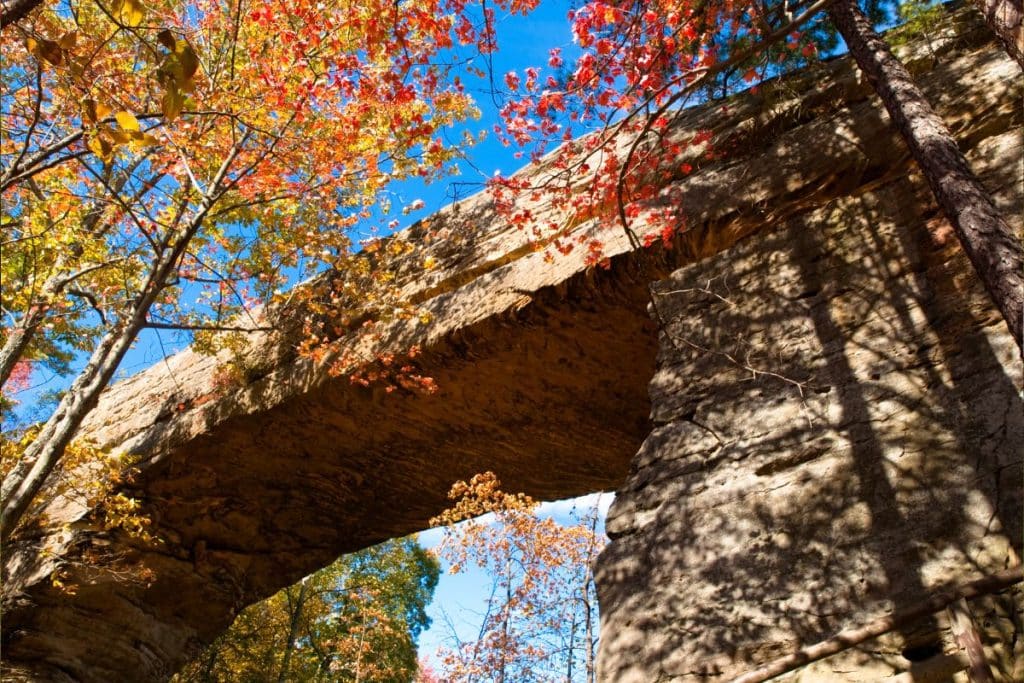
xmin=2 ymin=10 xmax=1021 ymax=681
xmin=596 ymin=28 xmax=1023 ymax=683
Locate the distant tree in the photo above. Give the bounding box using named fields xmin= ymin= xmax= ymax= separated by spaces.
xmin=413 ymin=659 xmax=443 ymax=683
xmin=173 ymin=537 xmax=440 ymax=682
xmin=431 ymin=473 xmax=605 ymax=683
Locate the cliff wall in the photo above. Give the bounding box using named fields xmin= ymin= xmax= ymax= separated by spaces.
xmin=2 ymin=10 xmax=1020 ymax=680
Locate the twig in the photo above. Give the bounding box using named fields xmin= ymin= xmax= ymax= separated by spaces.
xmin=66 ymin=287 xmax=107 ymax=324
xmin=142 ymin=321 xmax=274 ymax=333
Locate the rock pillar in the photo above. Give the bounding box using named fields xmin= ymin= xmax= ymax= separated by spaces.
xmin=595 ymin=132 xmax=1023 ymax=680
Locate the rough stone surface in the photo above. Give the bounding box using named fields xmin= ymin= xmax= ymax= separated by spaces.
xmin=2 ymin=10 xmax=1021 ymax=682
xmin=595 ymin=33 xmax=1024 ymax=683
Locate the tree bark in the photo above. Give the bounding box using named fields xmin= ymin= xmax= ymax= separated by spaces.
xmin=974 ymin=0 xmax=1024 ymax=69
xmin=1 ymin=164 xmax=152 ymax=390
xmin=278 ymin=578 xmax=310 ymax=683
xmin=1 ymin=0 xmax=43 ymax=29
xmin=829 ymin=0 xmax=1023 ymax=353
xmin=0 ymin=143 xmax=243 ymax=542
xmin=0 ymin=313 xmax=146 ymax=541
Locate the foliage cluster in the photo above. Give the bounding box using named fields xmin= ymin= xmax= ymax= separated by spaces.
xmin=174 ymin=537 xmax=440 ymax=683
xmin=0 ymin=0 xmax=531 ymax=540
xmin=431 ymin=473 xmax=606 ymax=683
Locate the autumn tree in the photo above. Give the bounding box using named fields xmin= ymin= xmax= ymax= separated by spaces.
xmin=430 ymin=473 xmax=605 ymax=683
xmin=173 ymin=536 xmax=440 ymax=682
xmin=0 ymin=0 xmax=544 ymax=542
xmin=489 ymin=0 xmax=1022 ymax=350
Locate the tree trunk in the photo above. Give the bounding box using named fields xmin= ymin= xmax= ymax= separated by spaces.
xmin=566 ymin=606 xmax=577 ymax=682
xmin=974 ymin=0 xmax=1024 ymax=68
xmin=2 ymin=238 xmax=172 ymax=540
xmin=947 ymin=597 xmax=996 ymax=683
xmin=278 ymin=578 xmax=310 ymax=683
xmin=498 ymin=554 xmax=512 ymax=683
xmin=583 ymin=587 xmax=595 ymax=683
xmin=0 ymin=178 xmax=131 ymax=390
xmin=0 ymin=319 xmax=38 ymax=390
xmin=829 ymin=0 xmax=1023 ymax=353
xmin=200 ymin=643 xmax=220 ymax=682
xmin=0 ymin=144 xmax=241 ymax=542
xmin=0 ymin=312 xmax=145 ymax=541
xmin=732 ymin=566 xmax=1022 ymax=683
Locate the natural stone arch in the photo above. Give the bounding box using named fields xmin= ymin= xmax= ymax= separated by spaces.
xmin=2 ymin=13 xmax=1021 ymax=681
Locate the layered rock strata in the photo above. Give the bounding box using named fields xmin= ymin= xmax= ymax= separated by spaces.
xmin=3 ymin=9 xmax=1020 ymax=681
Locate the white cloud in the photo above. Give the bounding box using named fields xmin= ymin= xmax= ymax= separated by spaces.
xmin=537 ymin=491 xmax=614 ymax=522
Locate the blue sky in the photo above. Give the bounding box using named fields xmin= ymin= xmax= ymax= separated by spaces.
xmin=3 ymin=0 xmax=581 ymax=415
xmin=363 ymin=0 xmax=580 ymax=228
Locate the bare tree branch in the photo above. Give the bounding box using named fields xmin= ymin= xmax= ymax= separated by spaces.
xmin=731 ymin=566 xmax=1022 ymax=683
xmin=142 ymin=321 xmax=273 ymax=333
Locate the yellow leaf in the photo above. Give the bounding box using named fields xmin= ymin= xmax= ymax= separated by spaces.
xmin=176 ymin=42 xmax=199 ymax=80
xmin=83 ymin=99 xmax=114 ymax=124
xmin=161 ymin=89 xmax=183 ymax=121
xmin=87 ymin=134 xmax=114 ymax=163
xmin=110 ymin=129 xmax=132 ymax=145
xmin=115 ymin=111 xmax=140 ymax=132
xmin=27 ymin=37 xmax=63 ymax=65
xmin=112 ymin=0 xmax=145 ymax=27
xmin=68 ymin=56 xmax=85 ymax=78
xmin=57 ymin=31 xmax=77 ymax=49
xmin=82 ymin=98 xmax=98 ymax=125
xmin=128 ymin=130 xmax=160 ymax=149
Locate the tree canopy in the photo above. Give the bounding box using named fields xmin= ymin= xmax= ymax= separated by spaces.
xmin=431 ymin=473 xmax=606 ymax=683
xmin=0 ymin=0 xmax=535 ymax=540
xmin=174 ymin=537 xmax=440 ymax=682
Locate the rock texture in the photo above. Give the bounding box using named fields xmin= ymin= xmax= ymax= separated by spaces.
xmin=596 ymin=24 xmax=1024 ymax=683
xmin=2 ymin=9 xmax=1021 ymax=681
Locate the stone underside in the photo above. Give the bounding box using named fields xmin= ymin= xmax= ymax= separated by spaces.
xmin=2 ymin=9 xmax=1022 ymax=682
xmin=595 ymin=41 xmax=1023 ymax=683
